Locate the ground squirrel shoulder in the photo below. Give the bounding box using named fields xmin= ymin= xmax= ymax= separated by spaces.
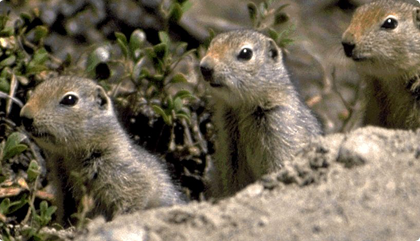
xmin=200 ymin=30 xmax=322 ymax=197
xmin=342 ymin=0 xmax=420 ymax=129
xmin=20 ymin=76 xmax=183 ymax=225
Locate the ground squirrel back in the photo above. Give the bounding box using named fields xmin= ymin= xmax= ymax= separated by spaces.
xmin=200 ymin=30 xmax=322 ymax=197
xmin=20 ymin=76 xmax=183 ymax=225
xmin=342 ymin=0 xmax=420 ymax=129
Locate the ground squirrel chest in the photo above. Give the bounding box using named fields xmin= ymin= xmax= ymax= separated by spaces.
xmin=200 ymin=30 xmax=322 ymax=197
xmin=20 ymin=76 xmax=183 ymax=225
xmin=342 ymin=0 xmax=420 ymax=129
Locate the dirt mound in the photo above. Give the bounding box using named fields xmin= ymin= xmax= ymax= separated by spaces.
xmin=75 ymin=126 xmax=420 ymax=241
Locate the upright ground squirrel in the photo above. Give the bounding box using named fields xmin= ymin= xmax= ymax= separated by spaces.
xmin=20 ymin=76 xmax=183 ymax=224
xmin=200 ymin=30 xmax=322 ymax=197
xmin=342 ymin=0 xmax=420 ymax=129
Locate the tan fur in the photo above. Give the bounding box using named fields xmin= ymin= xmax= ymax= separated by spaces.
xmin=200 ymin=30 xmax=322 ymax=197
xmin=342 ymin=0 xmax=420 ymax=129
xmin=20 ymin=76 xmax=183 ymax=225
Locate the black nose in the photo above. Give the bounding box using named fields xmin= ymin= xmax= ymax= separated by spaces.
xmin=21 ymin=116 xmax=34 ymax=130
xmin=342 ymin=41 xmax=355 ymax=58
xmin=200 ymin=64 xmax=214 ymax=82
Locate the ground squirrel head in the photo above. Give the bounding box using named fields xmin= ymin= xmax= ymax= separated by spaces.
xmin=342 ymin=0 xmax=420 ymax=79
xmin=20 ymin=76 xmax=115 ymax=152
xmin=200 ymin=30 xmax=289 ymax=107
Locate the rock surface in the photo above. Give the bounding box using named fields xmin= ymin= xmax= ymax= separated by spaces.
xmin=75 ymin=126 xmax=420 ymax=241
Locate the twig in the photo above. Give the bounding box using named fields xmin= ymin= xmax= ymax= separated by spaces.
xmin=181 ymin=118 xmax=194 ymax=147
xmin=0 ymin=91 xmax=23 ymax=108
xmin=6 ymin=74 xmax=18 ymax=116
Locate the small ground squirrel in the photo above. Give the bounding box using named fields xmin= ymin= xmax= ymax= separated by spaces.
xmin=200 ymin=30 xmax=322 ymax=197
xmin=342 ymin=0 xmax=420 ymax=129
xmin=20 ymin=76 xmax=183 ymax=225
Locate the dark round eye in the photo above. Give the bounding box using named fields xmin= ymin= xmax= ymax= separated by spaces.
xmin=60 ymin=94 xmax=78 ymax=106
xmin=237 ymin=48 xmax=253 ymax=61
xmin=381 ymin=17 xmax=398 ymax=29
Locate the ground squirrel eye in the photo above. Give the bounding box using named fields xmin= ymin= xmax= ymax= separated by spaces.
xmin=381 ymin=17 xmax=398 ymax=29
xmin=60 ymin=94 xmax=79 ymax=106
xmin=237 ymin=48 xmax=253 ymax=61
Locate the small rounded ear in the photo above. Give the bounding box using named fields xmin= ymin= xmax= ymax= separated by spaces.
xmin=414 ymin=8 xmax=420 ymax=29
xmin=95 ymin=86 xmax=110 ymax=110
xmin=268 ymin=39 xmax=279 ymax=61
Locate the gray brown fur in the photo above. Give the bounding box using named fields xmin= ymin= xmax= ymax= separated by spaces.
xmin=20 ymin=76 xmax=183 ymax=225
xmin=342 ymin=0 xmax=420 ymax=129
xmin=200 ymin=30 xmax=322 ymax=197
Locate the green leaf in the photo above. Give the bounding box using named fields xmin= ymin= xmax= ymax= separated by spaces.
xmin=154 ymin=43 xmax=168 ymax=60
xmin=27 ymin=160 xmax=40 ymax=183
xmin=275 ymin=4 xmax=290 ymax=15
xmin=0 ymin=195 xmax=27 ymax=216
xmin=117 ymin=38 xmax=129 ymax=58
xmin=19 ymin=12 xmax=32 ymax=24
xmin=152 ymin=105 xmax=172 ymax=125
xmin=115 ymin=32 xmax=129 ymax=58
xmin=34 ymin=26 xmax=48 ymax=42
xmin=3 ymin=132 xmax=27 ymax=161
xmin=45 ymin=205 xmax=57 ymax=218
xmin=32 ymin=48 xmax=48 ymax=65
xmin=0 ymin=198 xmax=10 ymax=214
xmin=27 ymin=48 xmax=49 ymax=74
xmin=0 ymin=77 xmax=10 ymax=93
xmin=129 ymin=29 xmax=146 ymax=56
xmin=176 ymin=113 xmax=191 ymax=124
xmin=0 ymin=15 xmax=8 ymax=30
xmin=2 ymin=144 xmax=27 ymax=161
xmin=268 ymin=28 xmax=279 ymax=42
xmin=0 ymin=27 xmax=14 ymax=37
xmin=131 ymin=57 xmax=147 ymax=81
xmin=158 ymin=31 xmax=170 ymax=46
xmin=0 ymin=55 xmax=16 ymax=68
xmin=168 ymin=3 xmax=184 ymax=23
xmin=247 ymin=2 xmax=258 ymax=26
xmin=259 ymin=2 xmax=267 ymax=17
xmin=6 ymin=132 xmax=26 ymax=146
xmin=277 ymin=24 xmax=296 ymax=47
xmin=174 ymin=89 xmax=193 ymax=99
xmin=203 ymin=28 xmax=216 ymax=48
xmin=173 ymin=97 xmax=183 ymax=112
xmin=144 ymin=47 xmax=156 ymax=60
xmin=114 ymin=32 xmax=128 ymax=46
xmin=175 ymin=42 xmax=188 ymax=55
xmin=171 ymin=73 xmax=188 ymax=84
xmin=35 ymin=201 xmax=56 ymax=227
xmin=181 ymin=1 xmax=193 ymax=13
xmin=7 ymin=195 xmax=27 ymax=214
xmin=167 ymin=96 xmax=174 ymax=110
xmin=40 ymin=201 xmax=47 ymax=214
xmin=86 ymin=45 xmax=111 ymax=73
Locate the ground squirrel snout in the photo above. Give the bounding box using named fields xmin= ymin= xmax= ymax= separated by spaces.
xmin=342 ymin=0 xmax=420 ymax=129
xmin=200 ymin=30 xmax=322 ymax=197
xmin=20 ymin=76 xmax=183 ymax=225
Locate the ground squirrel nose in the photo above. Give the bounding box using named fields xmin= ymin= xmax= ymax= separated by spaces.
xmin=200 ymin=64 xmax=214 ymax=82
xmin=20 ymin=107 xmax=34 ymax=130
xmin=21 ymin=116 xmax=34 ymax=130
xmin=342 ymin=41 xmax=355 ymax=58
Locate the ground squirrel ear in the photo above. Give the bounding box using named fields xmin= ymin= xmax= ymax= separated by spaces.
xmin=95 ymin=86 xmax=110 ymax=110
xmin=414 ymin=8 xmax=420 ymax=29
xmin=268 ymin=40 xmax=279 ymax=61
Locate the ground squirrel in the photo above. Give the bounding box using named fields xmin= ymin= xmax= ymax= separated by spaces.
xmin=200 ymin=30 xmax=322 ymax=197
xmin=20 ymin=76 xmax=183 ymax=225
xmin=342 ymin=0 xmax=420 ymax=129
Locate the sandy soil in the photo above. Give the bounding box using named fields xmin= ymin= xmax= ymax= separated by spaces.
xmin=75 ymin=126 xmax=420 ymax=241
